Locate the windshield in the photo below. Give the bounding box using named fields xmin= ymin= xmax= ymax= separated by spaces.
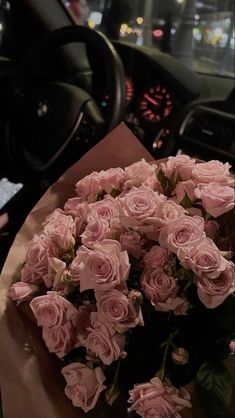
xmin=62 ymin=0 xmax=235 ymax=78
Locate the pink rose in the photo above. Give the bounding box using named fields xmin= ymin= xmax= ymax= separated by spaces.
xmin=96 ymin=289 xmax=144 ymax=333
xmin=174 ymin=298 xmax=189 ymax=316
xmin=155 ymin=201 xmax=187 ymax=229
xmin=123 ymin=159 xmax=156 ymax=190
xmin=171 ymin=347 xmax=189 ymax=365
xmin=73 ymin=303 xmax=97 ymax=346
xmin=74 ymin=216 xmax=86 ymax=237
xmin=86 ymin=196 xmax=119 ymax=223
xmin=144 ymin=246 xmax=168 ymax=269
xmin=43 ymin=208 xmax=66 ymax=224
xmin=42 ymin=322 xmax=75 ymax=358
xmin=61 ymin=363 xmax=106 ymax=413
xmin=99 ymin=167 xmax=124 ymax=193
xmin=21 ymin=233 xmax=58 ymax=284
xmin=128 ymin=377 xmax=191 ymax=418
xmin=175 ymin=180 xmax=196 ymax=204
xmin=141 ymin=268 xmax=179 ymax=311
xmin=75 ymin=240 xmax=130 ymax=292
xmin=143 ymin=173 xmax=160 ymax=192
xmin=43 ymin=210 xmax=76 ymax=250
xmin=63 ymin=197 xmax=86 ymax=217
xmin=178 ymin=238 xmax=229 ymax=279
xmin=21 ymin=265 xmax=44 ymax=285
xmin=119 ymin=186 xmax=166 ymax=227
xmin=68 ymin=254 xmax=81 ymax=283
xmin=43 ymin=257 xmax=66 ymax=289
xmin=162 ymin=155 xmax=196 ymax=181
xmin=159 ymin=216 xmax=205 ymax=254
xmin=192 ymin=160 xmax=232 ymax=185
xmin=30 ymin=291 xmax=78 ymax=327
xmin=86 ymin=313 xmax=126 ymax=365
xmin=204 ymin=220 xmax=219 ymax=240
xmin=159 ymin=296 xmax=189 ymax=313
xmin=81 ymin=218 xmax=112 ymax=248
xmin=196 ymin=266 xmax=235 ymax=308
xmin=120 ymin=231 xmax=142 ymax=259
xmin=64 ymin=198 xmax=87 ymax=235
xmin=195 ymin=183 xmax=234 ymax=218
xmin=9 ymin=282 xmax=38 ymax=305
xmin=109 ymin=216 xmax=125 ymax=238
xmin=75 ymin=171 xmax=102 ymax=202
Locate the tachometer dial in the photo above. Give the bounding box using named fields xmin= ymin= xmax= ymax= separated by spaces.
xmin=125 ymin=76 xmax=134 ymax=105
xmin=139 ymin=84 xmax=174 ymax=123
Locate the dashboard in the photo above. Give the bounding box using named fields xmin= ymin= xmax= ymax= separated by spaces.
xmin=98 ymin=41 xmax=235 ymax=162
xmin=96 ymin=42 xmax=186 ymax=157
xmin=95 ymin=41 xmax=196 ymax=157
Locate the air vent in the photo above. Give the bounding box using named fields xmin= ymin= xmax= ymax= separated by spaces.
xmin=185 ymin=114 xmax=234 ymax=151
xmin=179 ymin=105 xmax=235 ymax=156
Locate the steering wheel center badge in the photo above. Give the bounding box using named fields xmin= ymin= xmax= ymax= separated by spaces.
xmin=37 ymin=101 xmax=49 ymax=118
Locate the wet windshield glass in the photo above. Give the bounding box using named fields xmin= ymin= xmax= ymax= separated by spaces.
xmin=62 ymin=0 xmax=235 ymax=78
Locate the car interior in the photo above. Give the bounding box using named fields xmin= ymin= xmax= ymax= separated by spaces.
xmin=0 ymin=0 xmax=234 ymax=273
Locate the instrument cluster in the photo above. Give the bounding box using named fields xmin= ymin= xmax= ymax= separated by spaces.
xmin=98 ymin=72 xmax=178 ymax=154
xmin=124 ymin=76 xmax=175 ymax=124
xmin=123 ymin=75 xmax=177 ymax=153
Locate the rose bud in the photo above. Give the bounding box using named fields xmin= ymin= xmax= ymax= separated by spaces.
xmin=229 ymin=340 xmax=235 ymax=355
xmin=128 ymin=289 xmax=143 ymax=304
xmin=171 ymin=347 xmax=189 ymax=365
xmin=9 ymin=282 xmax=39 ymax=305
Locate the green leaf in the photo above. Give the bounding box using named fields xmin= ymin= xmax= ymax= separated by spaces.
xmin=205 ymin=212 xmax=214 ymax=221
xmin=157 ymin=168 xmax=169 ymax=193
xmin=105 ymin=384 xmax=120 ymax=406
xmin=96 ymin=190 xmax=106 ymax=201
xmin=180 ymin=192 xmax=193 ymax=209
xmin=196 ymin=362 xmax=232 ymax=418
xmin=110 ymin=188 xmax=121 ymax=198
xmin=170 ymin=172 xmax=182 ymax=187
xmin=175 ymin=172 xmax=182 ymax=185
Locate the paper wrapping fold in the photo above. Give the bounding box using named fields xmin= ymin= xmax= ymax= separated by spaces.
xmin=0 ymin=123 xmax=234 ymax=418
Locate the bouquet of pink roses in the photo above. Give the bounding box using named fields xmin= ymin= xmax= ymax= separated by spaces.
xmin=9 ymin=154 xmax=235 ymax=418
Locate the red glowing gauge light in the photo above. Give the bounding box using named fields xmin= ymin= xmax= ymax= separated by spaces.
xmin=125 ymin=76 xmax=134 ymax=105
xmin=139 ymin=84 xmax=174 ymax=123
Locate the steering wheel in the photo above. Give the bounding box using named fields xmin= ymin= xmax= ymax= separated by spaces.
xmin=4 ymin=26 xmax=126 ymax=180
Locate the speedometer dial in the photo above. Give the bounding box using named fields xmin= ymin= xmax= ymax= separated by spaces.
xmin=139 ymin=84 xmax=174 ymax=123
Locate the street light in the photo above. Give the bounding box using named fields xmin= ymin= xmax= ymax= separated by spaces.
xmin=176 ymin=0 xmax=184 ymax=4
xmin=137 ymin=17 xmax=143 ymax=25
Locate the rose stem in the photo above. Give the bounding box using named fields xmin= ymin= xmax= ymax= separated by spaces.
xmin=158 ymin=329 xmax=178 ymax=382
